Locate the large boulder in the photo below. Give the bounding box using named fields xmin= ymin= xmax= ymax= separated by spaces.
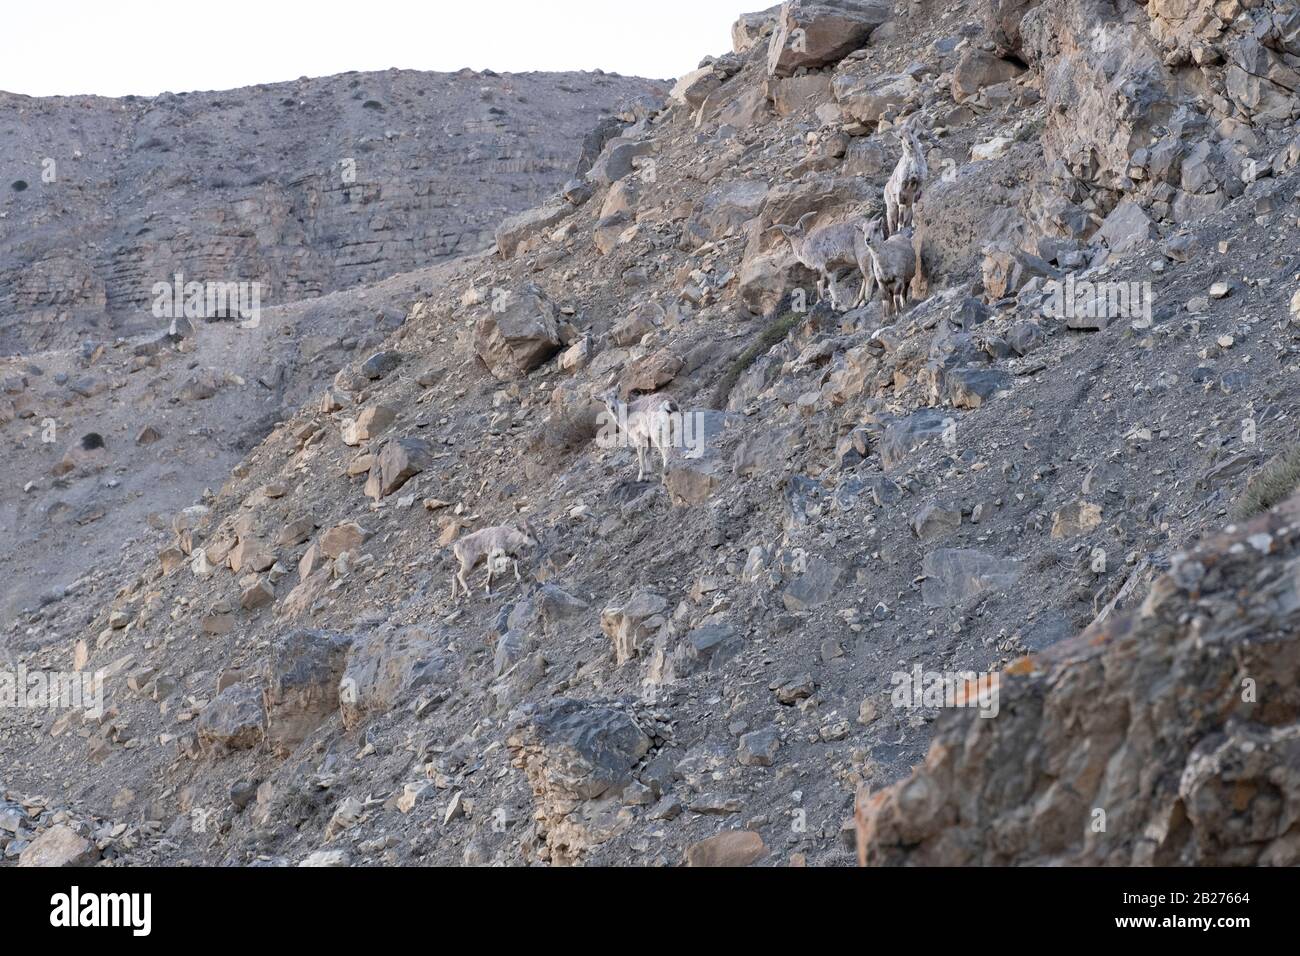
xmin=365 ymin=437 xmax=433 ymax=500
xmin=685 ymin=830 xmax=767 ymax=866
xmin=684 ymin=179 xmax=770 ymax=247
xmin=708 ymin=86 xmax=773 ymax=129
xmin=473 ymin=286 xmax=562 ymax=380
xmin=18 ymin=825 xmax=101 ymax=867
xmin=339 ymin=627 xmax=453 ymax=729
xmin=495 ymin=199 xmax=572 ymax=260
xmin=601 ymin=591 xmax=670 ymax=665
xmin=733 ymin=6 xmax=782 ymax=53
xmin=319 ymin=521 xmax=370 ymax=559
xmin=507 ymin=698 xmax=652 ymax=864
xmin=982 ymin=0 xmax=1043 ymax=56
xmin=262 ymin=630 xmax=353 ymax=756
xmin=1093 ymin=200 xmax=1158 ymax=255
xmin=981 ymin=243 xmax=1061 ymax=300
xmin=671 ymin=67 xmax=723 ymax=110
xmin=782 ymin=555 xmax=843 ymax=611
xmin=920 ymin=549 xmax=1021 ymax=608
xmin=909 ymin=154 xmax=1035 ymax=284
xmin=950 ymin=49 xmax=1025 ymax=103
xmin=341 ymin=405 xmax=396 ymax=446
xmin=770 ymin=73 xmax=833 ymax=116
xmin=831 ymin=72 xmax=919 ymax=126
xmin=767 ymin=0 xmax=891 ymax=77
xmin=738 ymin=251 xmax=793 ymax=315
xmin=197 ymin=682 xmax=266 ymax=753
xmin=877 ymin=409 xmax=953 ymax=469
xmin=619 ymin=348 xmax=683 ymax=396
xmin=588 ymin=138 xmax=653 ymax=187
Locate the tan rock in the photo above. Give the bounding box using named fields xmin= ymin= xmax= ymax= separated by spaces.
xmin=240 ymin=578 xmax=275 ymax=610
xmin=1051 ymin=500 xmax=1103 ymax=539
xmin=341 ymin=405 xmax=397 ymax=446
xmin=684 ymin=830 xmax=766 ymax=867
xmin=18 ymin=825 xmax=100 ymax=867
xmin=320 ymin=521 xmax=370 ymax=559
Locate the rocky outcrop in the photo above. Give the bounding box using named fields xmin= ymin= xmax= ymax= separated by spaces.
xmin=858 ymin=495 xmax=1300 ymax=866
xmin=197 ymin=682 xmax=266 ymax=753
xmin=1010 ymin=0 xmax=1299 ymax=245
xmin=339 ymin=627 xmax=452 ymax=729
xmin=767 ymin=0 xmax=892 ymax=77
xmin=263 ymin=630 xmax=353 ymax=756
xmin=507 ymin=698 xmax=653 ymax=864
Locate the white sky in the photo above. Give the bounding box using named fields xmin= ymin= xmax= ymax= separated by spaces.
xmin=3 ymin=0 xmax=749 ymax=98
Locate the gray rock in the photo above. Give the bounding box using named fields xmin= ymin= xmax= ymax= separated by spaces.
xmin=340 ymin=627 xmax=451 ymax=729
xmin=366 ymin=437 xmax=432 ymax=499
xmin=767 ymin=0 xmax=891 ymax=77
xmin=360 ymin=351 xmax=402 ymax=380
xmin=782 ymin=555 xmax=843 ymax=611
xmin=17 ymin=825 xmax=100 ymax=867
xmin=921 ymin=549 xmax=1021 ymax=608
xmin=263 ymin=630 xmax=352 ymax=755
xmin=1094 ymin=201 xmax=1157 ymax=254
xmin=738 ymin=728 xmax=780 ymax=766
xmin=473 ymin=286 xmax=562 ymax=379
xmin=198 ymin=682 xmax=266 ymax=753
xmin=507 ymin=698 xmax=652 ymax=864
xmin=912 ymin=502 xmax=962 ymax=541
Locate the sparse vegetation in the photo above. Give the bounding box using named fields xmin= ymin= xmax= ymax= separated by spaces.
xmin=1233 ymin=444 xmax=1300 ymax=520
xmin=712 ymin=310 xmax=802 ymax=409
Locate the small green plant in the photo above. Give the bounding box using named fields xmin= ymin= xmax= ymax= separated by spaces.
xmin=1232 ymin=444 xmax=1300 ymax=520
xmin=712 ymin=310 xmax=802 ymax=409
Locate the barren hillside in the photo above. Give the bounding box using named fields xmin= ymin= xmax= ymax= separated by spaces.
xmin=0 ymin=68 xmax=664 ymax=353
xmin=3 ymin=0 xmax=1300 ymax=868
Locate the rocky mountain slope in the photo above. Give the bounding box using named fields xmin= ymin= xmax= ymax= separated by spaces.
xmin=3 ymin=0 xmax=1300 ymax=867
xmin=0 ymin=68 xmax=664 ymax=353
xmin=0 ymin=69 xmax=665 ymax=629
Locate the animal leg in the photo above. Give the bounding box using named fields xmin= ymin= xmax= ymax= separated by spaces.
xmin=636 ymin=443 xmax=646 ymax=482
xmin=855 ymin=264 xmax=874 ymax=308
xmin=823 ymin=270 xmax=841 ymax=310
xmin=513 ymin=559 xmax=521 ymax=583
